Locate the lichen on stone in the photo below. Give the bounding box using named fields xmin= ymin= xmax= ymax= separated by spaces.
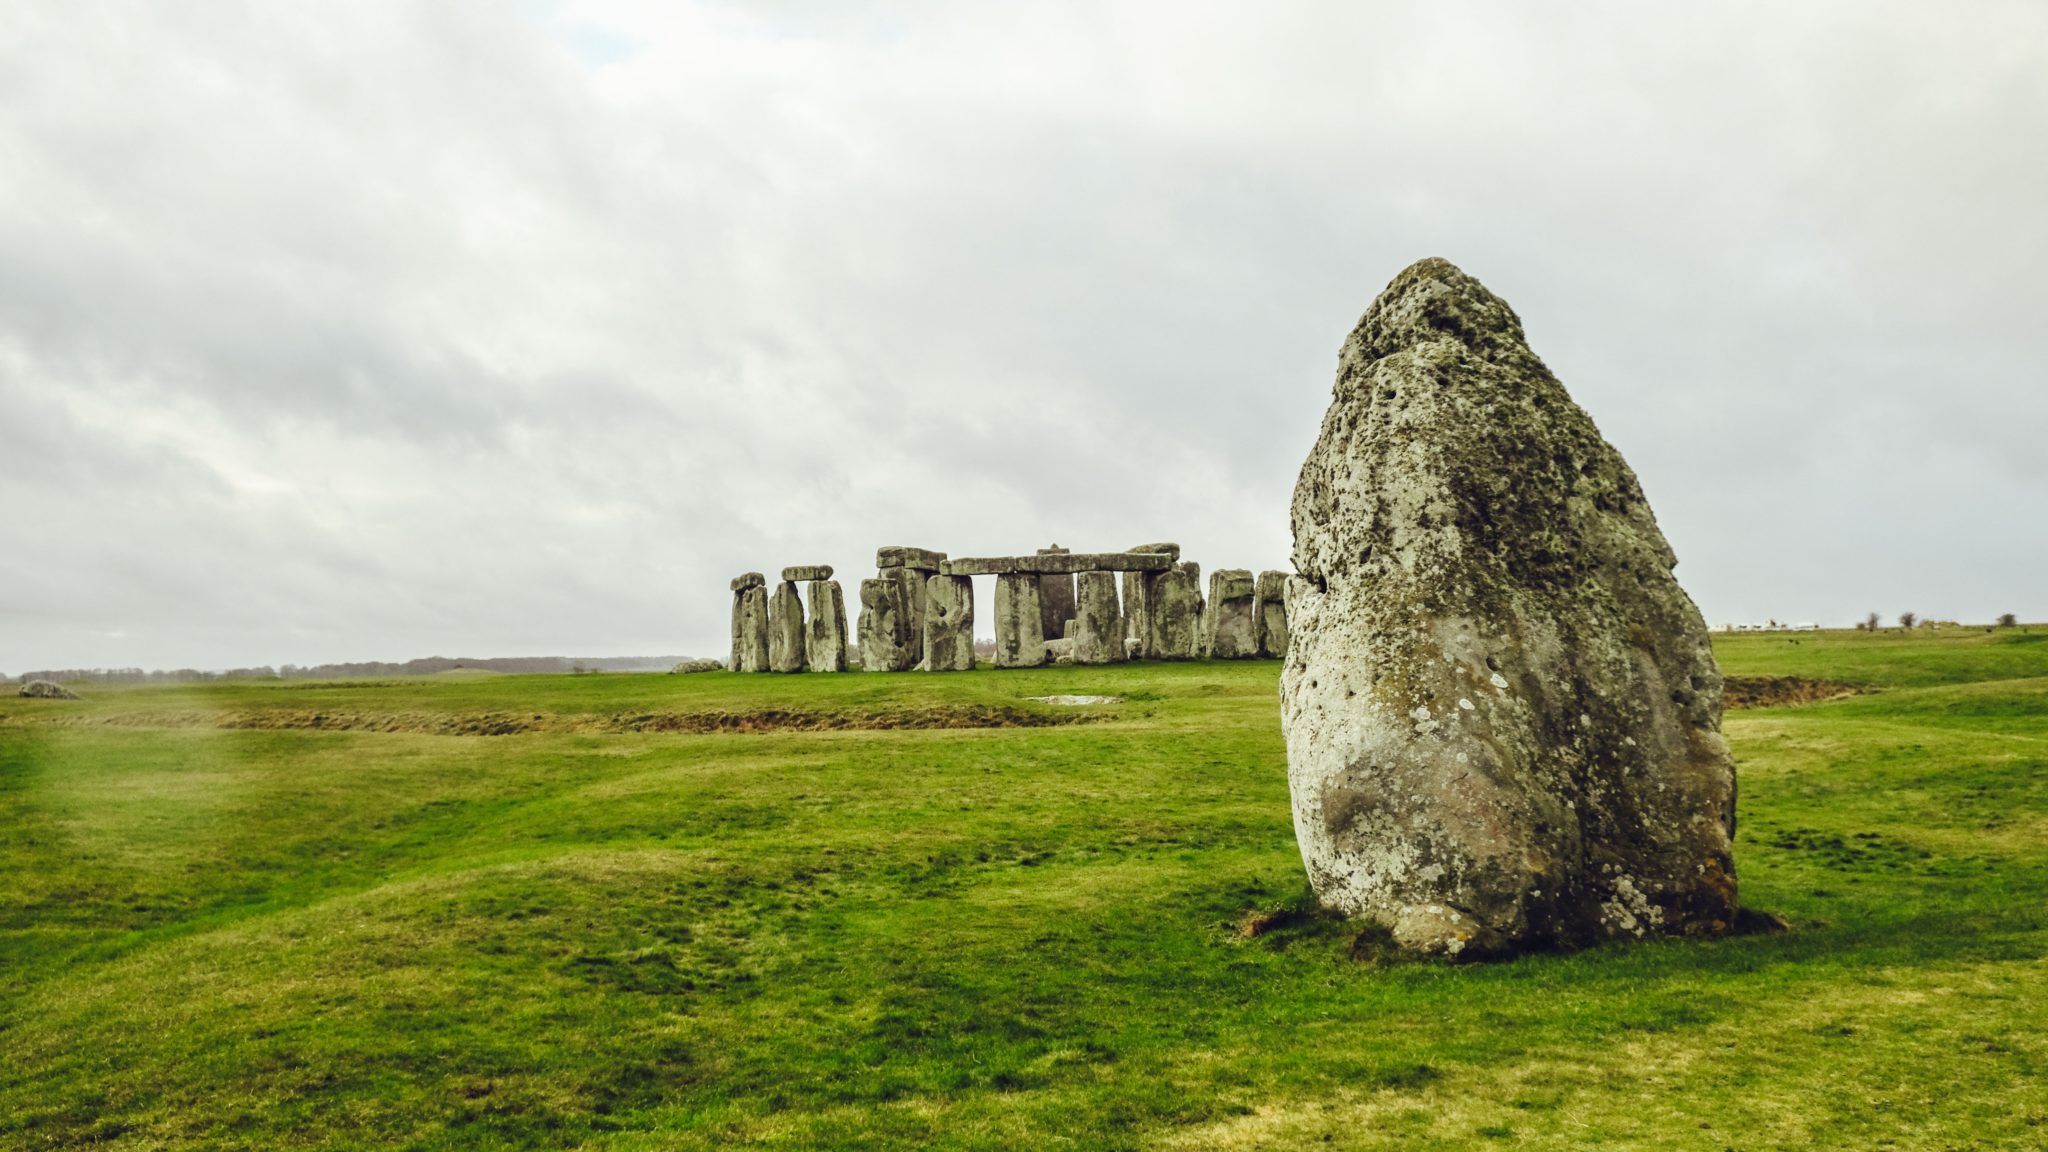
xmin=1281 ymin=258 xmax=1738 ymax=958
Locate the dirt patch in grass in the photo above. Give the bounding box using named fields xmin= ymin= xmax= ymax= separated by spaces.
xmin=1722 ymin=676 xmax=1864 ymax=709
xmin=48 ymin=704 xmax=1101 ymax=737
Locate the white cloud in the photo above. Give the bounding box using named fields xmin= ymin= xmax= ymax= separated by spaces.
xmin=3 ymin=0 xmax=2044 ymax=670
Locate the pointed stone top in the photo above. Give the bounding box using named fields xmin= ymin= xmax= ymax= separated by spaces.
xmin=1348 ymin=257 xmax=1532 ymax=366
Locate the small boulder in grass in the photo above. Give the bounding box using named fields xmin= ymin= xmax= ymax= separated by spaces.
xmin=670 ymin=659 xmax=724 ymax=675
xmin=19 ymin=680 xmax=80 ymax=699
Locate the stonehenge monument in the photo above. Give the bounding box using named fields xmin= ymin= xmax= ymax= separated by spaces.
xmin=722 ymin=543 xmax=1285 ymax=673
xmin=1203 ymin=568 xmax=1258 ymax=659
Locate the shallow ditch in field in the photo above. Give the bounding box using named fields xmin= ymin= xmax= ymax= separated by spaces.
xmin=47 ymin=703 xmax=1106 ymax=737
xmin=1721 ymin=676 xmax=1865 ymax=709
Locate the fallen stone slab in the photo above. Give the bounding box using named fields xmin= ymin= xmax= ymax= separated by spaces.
xmin=1028 ymin=695 xmax=1122 ymax=706
xmin=19 ymin=679 xmax=79 ymax=699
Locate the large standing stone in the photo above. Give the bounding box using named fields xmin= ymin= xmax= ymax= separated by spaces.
xmin=1153 ymin=561 xmax=1204 ymax=660
xmin=858 ymin=578 xmax=915 ymax=672
xmin=737 ymin=569 xmax=770 ymax=668
xmin=1204 ymin=568 xmax=1258 ymax=659
xmin=1071 ymin=571 xmax=1125 ymax=664
xmin=1281 ymin=258 xmax=1738 ymax=959
xmin=768 ymin=581 xmax=807 ymax=673
xmin=806 ymin=579 xmax=849 ymax=672
xmin=1254 ymin=570 xmax=1290 ymax=659
xmin=1036 ymin=545 xmax=1077 ymax=642
xmin=993 ymin=572 xmax=1047 ymax=668
xmin=733 ymin=576 xmax=771 ymax=673
xmin=923 ymin=573 xmax=976 ymax=671
xmin=875 ymin=547 xmax=944 ymax=668
xmin=1121 ymin=543 xmax=1179 ymax=659
xmin=879 ymin=567 xmax=929 ymax=666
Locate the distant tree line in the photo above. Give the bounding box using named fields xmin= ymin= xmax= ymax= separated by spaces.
xmin=5 ymin=655 xmax=696 ymax=685
xmin=1850 ymin=612 xmax=2025 ymax=631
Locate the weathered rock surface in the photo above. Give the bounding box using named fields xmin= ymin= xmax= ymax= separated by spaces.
xmin=1204 ymin=568 xmax=1258 ymax=659
xmin=671 ymin=658 xmax=724 ymax=674
xmin=923 ymin=574 xmax=976 ymax=671
xmin=878 ymin=566 xmax=929 ymax=667
xmin=734 ymin=584 xmax=771 ymax=672
xmin=1255 ymin=570 xmax=1291 ymax=659
xmin=876 ymin=546 xmax=946 ymax=570
xmin=858 ymin=577 xmax=916 ymax=672
xmin=1153 ymin=561 xmax=1204 ymax=660
xmin=993 ymin=572 xmax=1047 ymax=668
xmin=1121 ymin=544 xmax=1178 ymax=658
xmin=1281 ymin=257 xmax=1738 ymax=959
xmin=806 ymin=579 xmax=849 ymax=672
xmin=1071 ymin=571 xmax=1125 ymax=664
xmin=1036 ymin=545 xmax=1078 ymax=643
xmin=733 ymin=578 xmax=770 ymax=668
xmin=19 ymin=679 xmax=80 ymax=699
xmin=781 ymin=565 xmax=834 ymax=583
xmin=942 ymin=552 xmax=1175 ymax=576
xmin=1044 ymin=636 xmax=1075 ymax=664
xmin=769 ymin=581 xmax=807 ymax=674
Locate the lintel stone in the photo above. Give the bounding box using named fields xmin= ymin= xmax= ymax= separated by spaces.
xmin=876 ymin=546 xmax=947 ymax=570
xmin=941 ymin=552 xmax=1175 ymax=576
xmin=730 ymin=571 xmax=766 ymax=592
xmin=781 ymin=564 xmax=834 ymax=582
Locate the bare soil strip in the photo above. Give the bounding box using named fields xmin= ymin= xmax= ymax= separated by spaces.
xmin=40 ymin=704 xmax=1102 ymax=736
xmin=1721 ymin=676 xmax=1864 ymax=709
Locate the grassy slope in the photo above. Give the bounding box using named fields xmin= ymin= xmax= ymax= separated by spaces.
xmin=1 ymin=633 xmax=2043 ymax=1150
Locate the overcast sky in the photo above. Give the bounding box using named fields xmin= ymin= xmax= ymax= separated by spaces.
xmin=4 ymin=1 xmax=2044 ymax=672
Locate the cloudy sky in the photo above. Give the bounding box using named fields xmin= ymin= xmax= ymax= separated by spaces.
xmin=4 ymin=1 xmax=2044 ymax=672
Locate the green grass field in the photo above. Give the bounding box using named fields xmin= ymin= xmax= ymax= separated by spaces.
xmin=3 ymin=629 xmax=2044 ymax=1150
